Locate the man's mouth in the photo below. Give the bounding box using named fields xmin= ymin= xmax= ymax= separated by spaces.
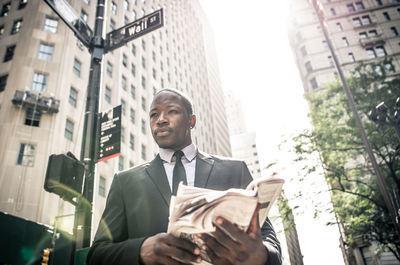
xmin=155 ymin=128 xmax=172 ymax=137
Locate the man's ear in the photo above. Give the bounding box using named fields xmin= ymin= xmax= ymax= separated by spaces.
xmin=189 ymin=115 xmax=196 ymax=129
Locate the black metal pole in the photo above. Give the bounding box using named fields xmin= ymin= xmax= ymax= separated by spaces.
xmin=73 ymin=0 xmax=105 ymax=250
xmin=312 ymin=1 xmax=400 ymax=236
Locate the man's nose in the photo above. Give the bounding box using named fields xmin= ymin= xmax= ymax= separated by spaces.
xmin=157 ymin=112 xmax=168 ymax=125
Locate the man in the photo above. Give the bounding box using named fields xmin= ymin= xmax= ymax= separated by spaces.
xmin=87 ymin=89 xmax=281 ymax=265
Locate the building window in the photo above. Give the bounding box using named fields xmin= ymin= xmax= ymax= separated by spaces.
xmin=32 ymin=73 xmax=47 ymax=91
xmin=352 ymin=18 xmax=362 ymax=27
xmin=330 ymin=8 xmax=336 ymax=16
xmin=110 ymin=19 xmax=115 ymax=31
xmin=121 ymin=99 xmax=126 ymax=115
xmin=0 ymin=3 xmax=11 ymax=17
xmin=17 ymin=143 xmax=35 ymax=167
xmin=105 ymin=86 xmax=111 ymax=103
xmin=121 ymin=75 xmax=127 ymax=90
xmin=347 ymin=3 xmax=355 ymax=12
xmin=129 ymin=161 xmax=134 ymax=168
xmin=0 ymin=25 xmax=4 ymax=37
xmin=300 ymin=46 xmax=307 ymax=56
xmin=132 ymin=10 xmax=136 ymax=20
xmin=118 ymin=155 xmax=124 ymax=171
xmin=336 ymin=22 xmax=343 ymax=31
xmin=142 ymin=39 xmax=146 ymax=50
xmin=359 ymin=32 xmax=367 ymax=38
xmin=141 ymin=56 xmax=146 ymax=68
xmin=360 ymin=247 xmax=373 ymax=265
xmin=131 ymin=44 xmax=136 ymax=55
xmin=44 ymin=17 xmax=58 ymax=33
xmin=384 ymin=63 xmax=395 ymax=73
xmin=18 ymin=0 xmax=28 ymax=9
xmin=152 ymin=68 xmax=156 ymax=79
xmin=83 ymin=0 xmax=90 ymax=4
xmin=69 ymin=87 xmax=78 ymax=107
xmin=111 ymin=1 xmax=117 ymax=15
xmin=131 ymin=85 xmax=136 ymax=99
xmin=124 ymin=0 xmax=129 ymax=10
xmin=376 ymin=46 xmax=386 ymax=57
xmin=342 ymin=37 xmax=349 ymax=46
xmin=356 ymin=2 xmax=364 ymax=10
xmin=368 ymin=30 xmax=377 ymax=36
xmin=38 ymin=43 xmax=53 ymax=61
xmin=3 ymin=45 xmax=16 ymax=62
xmin=152 ymin=51 xmax=156 ymax=62
xmin=24 ymin=108 xmax=41 ymax=127
xmin=106 ymin=62 xmax=113 ymax=77
xmin=141 ymin=144 xmax=146 ymax=160
xmin=0 ymin=74 xmax=8 ymax=92
xmin=131 ymin=63 xmax=136 ymax=77
xmin=130 ymin=134 xmax=135 ymax=150
xmin=141 ymin=96 xmax=146 ymax=111
xmin=383 ymin=12 xmax=391 ymax=21
xmin=348 ymin=52 xmax=355 ymax=62
xmin=391 ymin=27 xmax=399 ymax=36
xmin=366 ymin=48 xmax=376 ymax=58
xmin=121 ymin=127 xmax=125 ymax=143
xmin=322 ymin=40 xmax=328 ymax=50
xmin=305 ymin=61 xmax=312 ymax=73
xmin=361 ymin=15 xmax=371 ymax=25
xmin=73 ymin=59 xmax=81 ymax=77
xmin=65 ymin=119 xmax=74 ymax=141
xmin=80 ymin=10 xmax=88 ymax=22
xmin=130 ymin=108 xmax=135 ymax=124
xmin=11 ymin=19 xmax=23 ymax=35
xmin=141 ymin=76 xmax=146 ymax=89
xmin=161 ymin=78 xmax=164 ymax=88
xmin=122 ymin=53 xmax=127 ymax=67
xmin=141 ymin=119 xmax=146 ymax=134
xmin=310 ymin=77 xmax=318 ymax=90
xmin=328 ymin=56 xmax=334 ymax=67
xmin=99 ymin=176 xmax=106 ymax=197
xmin=376 ymin=0 xmax=382 ymax=5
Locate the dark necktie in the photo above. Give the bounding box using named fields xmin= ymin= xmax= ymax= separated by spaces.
xmin=172 ymin=151 xmax=187 ymax=195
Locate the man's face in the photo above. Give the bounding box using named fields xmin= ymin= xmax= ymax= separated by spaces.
xmin=149 ymin=91 xmax=196 ymax=151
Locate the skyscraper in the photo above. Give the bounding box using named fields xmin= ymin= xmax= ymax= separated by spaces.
xmin=0 ymin=0 xmax=231 ymax=237
xmin=288 ymin=0 xmax=400 ymax=92
xmin=287 ymin=1 xmax=400 ymax=264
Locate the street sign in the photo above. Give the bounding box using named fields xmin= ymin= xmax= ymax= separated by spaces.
xmin=105 ymin=9 xmax=163 ymax=52
xmin=98 ymin=105 xmax=121 ymax=162
xmin=43 ymin=0 xmax=93 ymax=47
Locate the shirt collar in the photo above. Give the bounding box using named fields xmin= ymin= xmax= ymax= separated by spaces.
xmin=159 ymin=143 xmax=197 ymax=163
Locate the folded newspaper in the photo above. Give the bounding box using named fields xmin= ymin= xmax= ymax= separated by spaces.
xmin=167 ymin=176 xmax=284 ymax=264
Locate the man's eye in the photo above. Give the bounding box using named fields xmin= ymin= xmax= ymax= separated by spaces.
xmin=150 ymin=113 xmax=158 ymax=118
xmin=169 ymin=109 xmax=178 ymax=114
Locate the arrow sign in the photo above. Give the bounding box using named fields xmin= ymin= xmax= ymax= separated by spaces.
xmin=43 ymin=0 xmax=93 ymax=47
xmin=105 ymin=9 xmax=163 ymax=53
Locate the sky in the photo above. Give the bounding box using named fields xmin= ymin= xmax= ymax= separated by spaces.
xmin=199 ymin=1 xmax=346 ymax=265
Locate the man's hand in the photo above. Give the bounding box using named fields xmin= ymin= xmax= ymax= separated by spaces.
xmin=140 ymin=233 xmax=202 ymax=265
xmin=200 ymin=204 xmax=268 ymax=265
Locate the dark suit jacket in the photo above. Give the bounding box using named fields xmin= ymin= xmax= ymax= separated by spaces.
xmin=87 ymin=151 xmax=281 ymax=265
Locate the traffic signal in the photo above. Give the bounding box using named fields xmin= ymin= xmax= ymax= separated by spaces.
xmin=44 ymin=152 xmax=84 ymax=203
xmin=41 ymin=248 xmax=51 ymax=265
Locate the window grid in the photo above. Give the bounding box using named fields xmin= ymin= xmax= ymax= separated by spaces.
xmin=69 ymin=87 xmax=78 ymax=107
xmin=65 ymin=119 xmax=74 ymax=141
xmin=17 ymin=143 xmax=35 ymax=167
xmin=38 ymin=43 xmax=54 ymax=61
xmin=32 ymin=73 xmax=48 ymax=92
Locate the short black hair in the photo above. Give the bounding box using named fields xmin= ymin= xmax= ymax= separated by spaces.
xmin=154 ymin=88 xmax=193 ymax=116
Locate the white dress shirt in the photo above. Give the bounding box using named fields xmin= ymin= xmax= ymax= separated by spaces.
xmin=159 ymin=143 xmax=197 ymax=191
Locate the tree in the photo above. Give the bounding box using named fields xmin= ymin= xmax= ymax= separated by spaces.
xmin=293 ymin=60 xmax=400 ymax=261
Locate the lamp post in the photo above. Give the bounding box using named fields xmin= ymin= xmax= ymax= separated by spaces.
xmin=368 ymin=97 xmax=400 ymax=143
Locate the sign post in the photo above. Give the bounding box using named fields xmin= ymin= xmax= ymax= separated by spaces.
xmin=42 ymin=0 xmax=164 ymax=254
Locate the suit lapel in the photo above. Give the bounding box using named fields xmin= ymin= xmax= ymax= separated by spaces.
xmin=145 ymin=155 xmax=171 ymax=207
xmin=194 ymin=151 xmax=214 ymax=188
